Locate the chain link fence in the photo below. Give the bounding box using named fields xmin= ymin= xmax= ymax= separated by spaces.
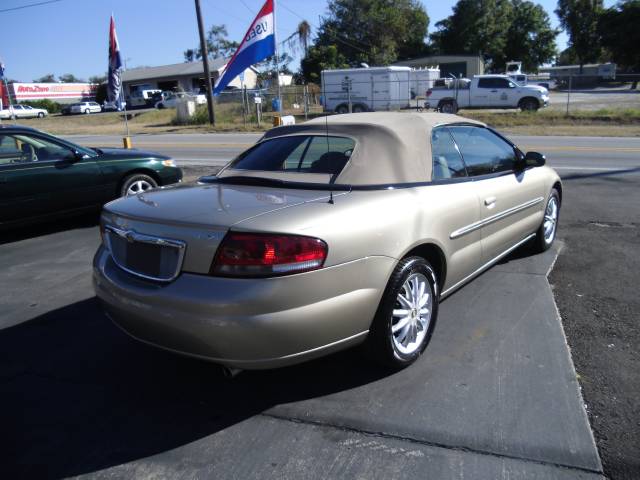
xmin=177 ymin=72 xmax=640 ymax=127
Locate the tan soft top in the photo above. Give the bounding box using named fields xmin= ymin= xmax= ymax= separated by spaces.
xmin=224 ymin=112 xmax=484 ymax=185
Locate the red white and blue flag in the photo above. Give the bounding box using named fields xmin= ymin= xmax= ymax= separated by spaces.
xmin=107 ymin=15 xmax=123 ymax=108
xmin=214 ymin=0 xmax=275 ymax=95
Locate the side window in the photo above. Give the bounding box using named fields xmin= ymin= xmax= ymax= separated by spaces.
xmin=13 ymin=134 xmax=76 ymax=163
xmin=477 ymin=78 xmax=493 ymax=89
xmin=494 ymin=78 xmax=511 ymax=89
xmin=449 ymin=126 xmax=517 ymax=176
xmin=0 ymin=135 xmax=21 ymax=165
xmin=431 ymin=127 xmax=467 ymax=180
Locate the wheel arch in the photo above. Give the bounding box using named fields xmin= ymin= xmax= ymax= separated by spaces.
xmin=553 ymin=180 xmax=563 ymax=205
xmin=401 ymin=242 xmax=447 ymax=293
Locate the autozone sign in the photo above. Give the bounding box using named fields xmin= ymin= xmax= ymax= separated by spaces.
xmin=11 ymin=82 xmax=98 ymax=100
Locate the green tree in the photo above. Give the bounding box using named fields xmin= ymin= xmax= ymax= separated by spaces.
xmin=301 ymin=0 xmax=429 ymax=82
xmin=499 ymin=0 xmax=558 ymax=72
xmin=555 ymin=0 xmax=604 ymax=71
xmin=184 ymin=24 xmax=240 ymax=62
xmin=58 ymin=73 xmax=84 ymax=83
xmin=598 ymin=0 xmax=640 ymax=71
xmin=301 ymin=45 xmax=350 ymax=83
xmin=430 ymin=0 xmax=513 ymax=70
xmin=33 ymin=73 xmax=55 ymax=83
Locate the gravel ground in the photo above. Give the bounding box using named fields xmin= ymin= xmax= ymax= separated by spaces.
xmin=549 ymin=170 xmax=640 ymax=479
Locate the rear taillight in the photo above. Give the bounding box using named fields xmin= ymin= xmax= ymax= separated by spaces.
xmin=426 ymin=89 xmax=432 ymax=97
xmin=211 ymin=232 xmax=328 ymax=277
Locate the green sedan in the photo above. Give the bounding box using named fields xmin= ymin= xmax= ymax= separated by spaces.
xmin=0 ymin=125 xmax=183 ymax=229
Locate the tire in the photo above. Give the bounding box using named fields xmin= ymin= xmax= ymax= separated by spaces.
xmin=438 ymin=100 xmax=458 ymax=114
xmin=352 ymin=104 xmax=367 ymax=113
xmin=84 ymin=109 xmax=90 ymax=114
xmin=37 ymin=112 xmax=45 ymax=118
xmin=157 ymin=103 xmax=165 ymax=110
xmin=120 ymin=173 xmax=158 ymax=197
xmin=532 ymin=188 xmax=560 ymax=252
xmin=335 ymin=104 xmax=349 ymax=114
xmin=365 ymin=256 xmax=439 ymax=369
xmin=519 ymin=98 xmax=539 ymax=112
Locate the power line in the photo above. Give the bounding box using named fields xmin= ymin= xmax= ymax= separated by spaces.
xmin=0 ymin=0 xmax=62 ymax=14
xmin=238 ymin=0 xmax=255 ymax=15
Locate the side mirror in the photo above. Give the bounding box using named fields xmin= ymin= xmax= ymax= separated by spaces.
xmin=72 ymin=150 xmax=88 ymax=162
xmin=524 ymin=151 xmax=546 ymax=168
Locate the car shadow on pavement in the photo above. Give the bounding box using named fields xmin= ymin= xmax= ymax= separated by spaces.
xmin=0 ymin=297 xmax=391 ymax=479
xmin=0 ymin=212 xmax=100 ymax=245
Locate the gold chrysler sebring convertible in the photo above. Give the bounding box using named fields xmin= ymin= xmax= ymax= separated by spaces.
xmin=93 ymin=112 xmax=561 ymax=371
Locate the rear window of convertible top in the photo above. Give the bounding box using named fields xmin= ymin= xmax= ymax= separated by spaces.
xmin=228 ymin=135 xmax=355 ymax=176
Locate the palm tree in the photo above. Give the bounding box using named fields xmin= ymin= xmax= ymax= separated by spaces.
xmin=284 ymin=20 xmax=312 ymax=56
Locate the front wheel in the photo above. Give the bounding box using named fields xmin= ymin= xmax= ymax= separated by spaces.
xmin=37 ymin=112 xmax=45 ymax=118
xmin=365 ymin=257 xmax=439 ymax=369
xmin=120 ymin=173 xmax=158 ymax=197
xmin=84 ymin=109 xmax=90 ymax=114
xmin=519 ymin=98 xmax=539 ymax=112
xmin=533 ymin=188 xmax=560 ymax=252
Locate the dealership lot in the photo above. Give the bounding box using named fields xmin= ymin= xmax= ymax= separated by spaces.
xmin=1 ymin=134 xmax=638 ymax=478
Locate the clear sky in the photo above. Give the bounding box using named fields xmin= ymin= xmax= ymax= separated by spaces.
xmin=0 ymin=0 xmax=616 ymax=83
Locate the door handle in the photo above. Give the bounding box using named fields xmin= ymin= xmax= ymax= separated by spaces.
xmin=484 ymin=196 xmax=496 ymax=207
xmin=490 ymin=90 xmax=498 ymax=93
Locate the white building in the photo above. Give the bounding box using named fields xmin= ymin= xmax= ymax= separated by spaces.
xmin=121 ymin=58 xmax=259 ymax=99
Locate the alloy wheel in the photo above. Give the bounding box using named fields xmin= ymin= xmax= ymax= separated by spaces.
xmin=391 ymin=273 xmax=433 ymax=355
xmin=126 ymin=179 xmax=153 ymax=196
xmin=544 ymin=196 xmax=558 ymax=244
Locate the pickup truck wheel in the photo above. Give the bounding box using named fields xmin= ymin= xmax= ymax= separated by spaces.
xmin=352 ymin=104 xmax=367 ymax=113
xmin=335 ymin=104 xmax=349 ymax=114
xmin=438 ymin=100 xmax=458 ymax=114
xmin=519 ymin=98 xmax=539 ymax=112
xmin=364 ymin=256 xmax=439 ymax=369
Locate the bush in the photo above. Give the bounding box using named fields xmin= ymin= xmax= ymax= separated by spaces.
xmin=20 ymin=99 xmax=63 ymax=114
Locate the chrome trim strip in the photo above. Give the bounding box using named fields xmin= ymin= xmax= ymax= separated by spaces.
xmin=450 ymin=196 xmax=543 ymax=239
xmin=104 ymin=225 xmax=186 ymax=283
xmin=441 ymin=233 xmax=536 ymax=298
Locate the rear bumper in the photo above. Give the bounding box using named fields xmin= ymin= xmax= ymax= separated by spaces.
xmin=93 ymin=246 xmax=395 ymax=369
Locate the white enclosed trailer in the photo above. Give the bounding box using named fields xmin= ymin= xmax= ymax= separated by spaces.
xmin=321 ymin=67 xmax=416 ymax=113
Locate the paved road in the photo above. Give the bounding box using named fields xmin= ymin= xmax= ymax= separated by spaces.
xmin=64 ymin=133 xmax=640 ymax=174
xmin=3 ymin=133 xmax=639 ymax=478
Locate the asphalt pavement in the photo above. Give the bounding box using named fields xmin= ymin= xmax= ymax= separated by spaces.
xmin=3 ymin=133 xmax=639 ymax=479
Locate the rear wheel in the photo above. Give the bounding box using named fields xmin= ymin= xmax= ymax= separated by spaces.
xmin=533 ymin=188 xmax=560 ymax=252
xmin=84 ymin=108 xmax=90 ymax=114
xmin=438 ymin=100 xmax=458 ymax=114
xmin=365 ymin=257 xmax=439 ymax=369
xmin=37 ymin=112 xmax=45 ymax=118
xmin=120 ymin=173 xmax=157 ymax=197
xmin=352 ymin=104 xmax=367 ymax=113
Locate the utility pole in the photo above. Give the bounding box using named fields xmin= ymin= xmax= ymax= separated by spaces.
xmin=194 ymin=0 xmax=215 ymax=125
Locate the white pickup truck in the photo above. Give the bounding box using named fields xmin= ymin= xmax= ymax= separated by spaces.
xmin=426 ymin=75 xmax=549 ymax=113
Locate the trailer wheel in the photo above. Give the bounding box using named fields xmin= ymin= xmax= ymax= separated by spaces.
xmin=438 ymin=100 xmax=458 ymax=114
